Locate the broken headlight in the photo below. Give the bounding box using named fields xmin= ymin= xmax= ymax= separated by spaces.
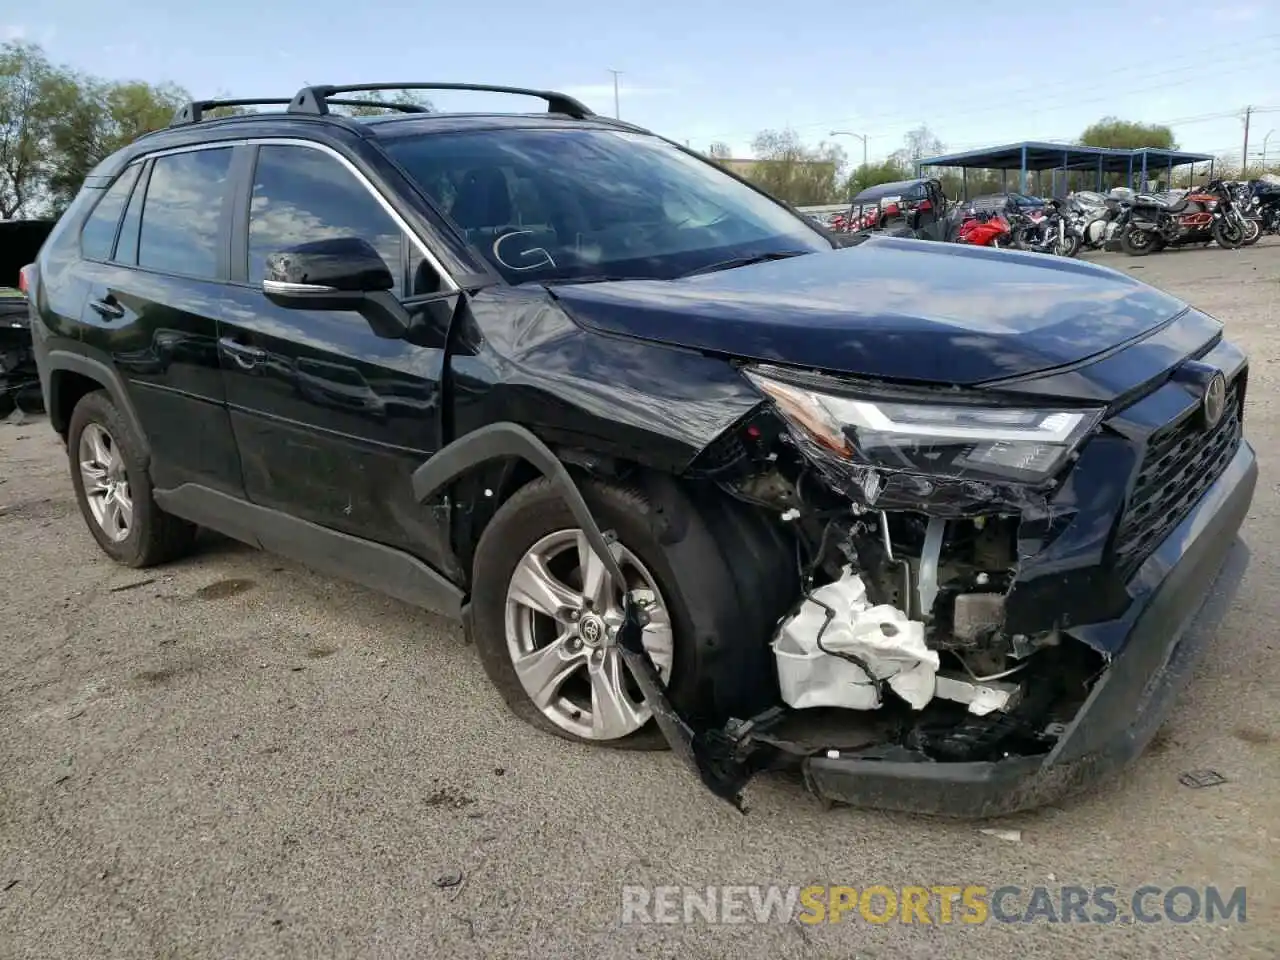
xmin=745 ymin=367 xmax=1103 ymax=485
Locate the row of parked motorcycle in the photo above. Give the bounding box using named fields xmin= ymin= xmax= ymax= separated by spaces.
xmin=826 ymin=175 xmax=1280 ymax=259
xmin=1071 ymin=177 xmax=1280 ymax=255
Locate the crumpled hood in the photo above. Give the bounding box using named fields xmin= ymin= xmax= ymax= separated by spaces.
xmin=548 ymin=236 xmax=1188 ymax=385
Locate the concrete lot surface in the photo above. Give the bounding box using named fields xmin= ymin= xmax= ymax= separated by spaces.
xmin=2 ymin=241 xmax=1279 ymax=959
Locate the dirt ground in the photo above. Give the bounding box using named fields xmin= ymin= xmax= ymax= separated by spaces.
xmin=2 ymin=241 xmax=1279 ymax=959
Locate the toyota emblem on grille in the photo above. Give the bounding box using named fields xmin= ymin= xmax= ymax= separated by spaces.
xmin=1202 ymin=372 xmax=1227 ymax=429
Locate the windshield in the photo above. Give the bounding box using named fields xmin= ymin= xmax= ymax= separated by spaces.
xmin=383 ymin=127 xmax=832 ymax=284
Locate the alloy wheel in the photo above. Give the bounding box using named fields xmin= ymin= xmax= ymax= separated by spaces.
xmin=78 ymin=423 xmax=133 ymax=542
xmin=503 ymin=529 xmax=674 ymax=741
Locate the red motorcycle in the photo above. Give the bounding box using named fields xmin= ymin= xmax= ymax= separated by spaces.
xmin=956 ymin=212 xmax=1011 ymax=247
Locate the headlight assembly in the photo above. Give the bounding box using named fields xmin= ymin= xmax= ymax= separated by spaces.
xmin=744 ymin=366 xmax=1104 ymax=485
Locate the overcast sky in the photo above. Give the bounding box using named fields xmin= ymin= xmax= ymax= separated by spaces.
xmin=7 ymin=0 xmax=1280 ymax=166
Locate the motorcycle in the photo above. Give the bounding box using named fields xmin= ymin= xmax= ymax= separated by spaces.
xmin=1080 ymin=201 xmax=1121 ymax=250
xmin=1119 ymin=178 xmax=1247 ymax=255
xmin=1007 ymin=198 xmax=1081 ymax=256
xmin=955 ymin=210 xmax=1012 ymax=247
xmin=1235 ymin=179 xmax=1280 ymax=242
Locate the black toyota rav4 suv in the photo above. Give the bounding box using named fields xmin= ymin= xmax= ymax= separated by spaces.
xmin=25 ymin=83 xmax=1256 ymax=815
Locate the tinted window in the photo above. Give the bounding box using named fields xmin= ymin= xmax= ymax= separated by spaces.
xmin=80 ymin=164 xmax=140 ymax=261
xmin=138 ymin=148 xmax=233 ymax=279
xmin=247 ymin=145 xmax=411 ymax=297
xmin=384 ymin=128 xmax=830 ymax=284
xmin=114 ymin=162 xmax=150 ymax=266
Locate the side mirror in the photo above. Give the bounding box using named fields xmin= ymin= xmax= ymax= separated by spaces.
xmin=261 ymin=237 xmax=411 ymax=339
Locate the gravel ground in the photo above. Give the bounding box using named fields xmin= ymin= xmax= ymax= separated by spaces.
xmin=2 ymin=240 xmax=1279 ymax=959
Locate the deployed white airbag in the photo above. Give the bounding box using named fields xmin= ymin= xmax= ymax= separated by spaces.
xmin=772 ymin=568 xmax=939 ymax=711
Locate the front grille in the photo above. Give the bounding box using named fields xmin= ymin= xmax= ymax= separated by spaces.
xmin=1112 ymin=379 xmax=1242 ymax=579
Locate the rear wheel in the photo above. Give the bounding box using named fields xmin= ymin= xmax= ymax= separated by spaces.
xmin=1120 ymin=226 xmax=1155 ymax=256
xmin=67 ymin=391 xmax=198 ymax=567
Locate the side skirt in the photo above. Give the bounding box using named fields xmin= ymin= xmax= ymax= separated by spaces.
xmin=154 ymin=483 xmax=465 ymax=619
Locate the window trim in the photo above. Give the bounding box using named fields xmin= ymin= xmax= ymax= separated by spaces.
xmin=136 ymin=137 xmax=457 ymax=293
xmin=113 ymin=159 xmax=153 ymax=266
xmin=78 ymin=161 xmax=143 ymax=264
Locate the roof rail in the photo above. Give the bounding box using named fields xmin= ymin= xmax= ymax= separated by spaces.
xmin=170 ymin=98 xmax=295 ymax=127
xmin=287 ymin=83 xmax=595 ymax=119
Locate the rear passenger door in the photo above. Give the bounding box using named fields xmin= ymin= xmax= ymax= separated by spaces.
xmin=75 ymin=147 xmax=246 ymax=496
xmin=217 ymin=141 xmax=459 ymax=572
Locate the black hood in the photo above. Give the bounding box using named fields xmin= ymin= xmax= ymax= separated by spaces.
xmin=549 ymin=237 xmax=1188 ymax=386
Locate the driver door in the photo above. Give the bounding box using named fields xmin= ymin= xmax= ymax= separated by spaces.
xmin=217 ymin=141 xmax=458 ymax=569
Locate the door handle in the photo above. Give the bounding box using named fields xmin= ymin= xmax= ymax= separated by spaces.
xmin=218 ymin=336 xmax=268 ymax=369
xmin=89 ymin=296 xmax=124 ymax=320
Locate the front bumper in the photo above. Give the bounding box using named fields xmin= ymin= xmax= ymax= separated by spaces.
xmin=802 ymin=439 xmax=1256 ymax=816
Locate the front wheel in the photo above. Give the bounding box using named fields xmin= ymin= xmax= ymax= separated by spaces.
xmin=1213 ymin=216 xmax=1244 ymax=249
xmin=470 ymin=479 xmax=691 ymax=749
xmin=1056 ymin=234 xmax=1082 ymax=258
xmin=1242 ymin=218 xmax=1261 ymax=246
xmin=1120 ymin=226 xmax=1156 ymax=256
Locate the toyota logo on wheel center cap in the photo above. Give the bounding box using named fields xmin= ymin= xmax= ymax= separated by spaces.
xmin=1203 ymin=372 xmax=1227 ymax=429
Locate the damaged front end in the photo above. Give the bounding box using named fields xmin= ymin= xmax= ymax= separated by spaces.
xmin=614 ymin=357 xmax=1254 ymax=815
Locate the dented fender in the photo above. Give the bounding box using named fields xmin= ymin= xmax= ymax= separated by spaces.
xmin=410 ymin=421 xmax=748 ymax=807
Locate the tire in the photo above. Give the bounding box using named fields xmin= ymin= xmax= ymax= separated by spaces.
xmin=1057 ymin=234 xmax=1081 ymax=258
xmin=1213 ymin=217 xmax=1243 ymax=249
xmin=67 ymin=390 xmax=198 ymax=567
xmin=469 ymin=477 xmax=722 ymax=750
xmin=1242 ymin=218 xmax=1261 ymax=246
xmin=1120 ymin=226 xmax=1155 ymax=256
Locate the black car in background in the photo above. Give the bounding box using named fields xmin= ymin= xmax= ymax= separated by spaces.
xmin=23 ymin=83 xmax=1255 ymax=815
xmin=1 ymin=219 xmax=55 ymax=415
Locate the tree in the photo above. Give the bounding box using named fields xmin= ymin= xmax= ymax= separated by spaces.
xmin=843 ymin=158 xmax=912 ymax=196
xmin=329 ymin=90 xmax=435 ymax=117
xmin=0 ymin=41 xmax=63 ymax=217
xmin=902 ymin=125 xmax=944 ymax=163
xmin=45 ymin=74 xmax=187 ymax=212
xmin=1080 ymin=117 xmax=1177 ymax=150
xmin=745 ymin=128 xmax=846 ymax=205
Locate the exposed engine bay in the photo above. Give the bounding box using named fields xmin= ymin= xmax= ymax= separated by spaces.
xmin=685 ymin=365 xmax=1108 ymax=771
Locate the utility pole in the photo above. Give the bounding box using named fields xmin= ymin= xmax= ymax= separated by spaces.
xmin=1242 ymin=105 xmax=1252 ymax=177
xmin=608 ymin=69 xmax=622 ymax=119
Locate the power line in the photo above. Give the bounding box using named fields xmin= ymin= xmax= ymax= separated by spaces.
xmin=694 ymin=35 xmax=1280 ymax=145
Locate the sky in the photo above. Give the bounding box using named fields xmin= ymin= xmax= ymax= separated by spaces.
xmin=7 ymin=0 xmax=1280 ymax=168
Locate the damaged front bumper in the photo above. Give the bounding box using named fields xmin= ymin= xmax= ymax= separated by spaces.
xmin=632 ymin=440 xmax=1256 ymax=815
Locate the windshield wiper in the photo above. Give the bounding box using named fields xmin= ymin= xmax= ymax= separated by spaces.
xmin=678 ymin=250 xmax=812 ymax=278
xmin=538 ymin=275 xmax=652 ymax=287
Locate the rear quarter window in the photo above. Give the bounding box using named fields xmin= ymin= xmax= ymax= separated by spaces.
xmin=80 ymin=164 xmax=142 ymax=261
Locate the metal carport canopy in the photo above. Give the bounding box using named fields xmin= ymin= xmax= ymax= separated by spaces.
xmin=915 ymin=141 xmax=1218 ymax=195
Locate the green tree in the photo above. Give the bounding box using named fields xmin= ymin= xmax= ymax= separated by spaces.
xmin=0 ymin=41 xmax=64 ymax=217
xmin=329 ymin=89 xmax=435 ymax=117
xmin=843 ymin=157 xmax=912 ymax=196
xmin=746 ymin=128 xmax=846 ymax=205
xmin=1080 ymin=116 xmax=1177 ymax=150
xmin=45 ymin=74 xmax=187 ymax=212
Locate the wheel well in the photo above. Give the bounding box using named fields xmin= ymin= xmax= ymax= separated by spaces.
xmin=449 ymin=453 xmax=601 ymax=586
xmin=49 ymin=369 xmax=103 ymax=438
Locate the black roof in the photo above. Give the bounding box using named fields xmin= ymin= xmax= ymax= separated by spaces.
xmin=918 ymin=140 xmax=1215 ymax=172
xmin=850 ymin=178 xmax=934 ymax=203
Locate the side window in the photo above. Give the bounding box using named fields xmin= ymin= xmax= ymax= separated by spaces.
xmin=114 ymin=162 xmax=150 ymax=266
xmin=247 ymin=145 xmax=438 ymax=298
xmin=138 ymin=147 xmax=233 ymax=279
xmin=80 ymin=164 xmax=141 ymax=261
